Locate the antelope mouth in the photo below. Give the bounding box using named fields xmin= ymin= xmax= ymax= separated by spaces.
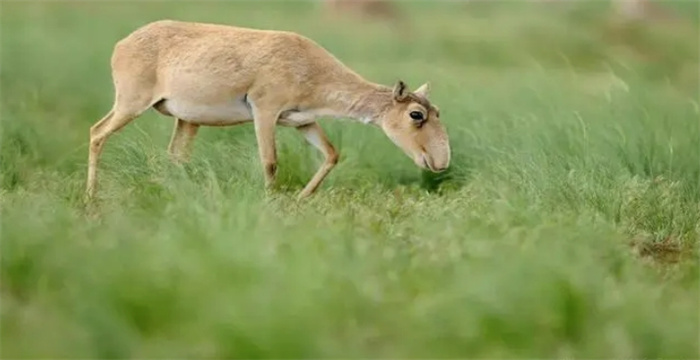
xmin=421 ymin=154 xmax=446 ymax=173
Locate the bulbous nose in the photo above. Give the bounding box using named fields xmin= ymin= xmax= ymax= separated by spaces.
xmin=431 ymin=163 xmax=448 ymax=172
xmin=421 ymin=152 xmax=449 ymax=173
xmin=433 ymin=155 xmax=450 ymax=172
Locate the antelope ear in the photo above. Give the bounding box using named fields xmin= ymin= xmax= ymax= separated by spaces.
xmin=393 ymin=80 xmax=409 ymax=102
xmin=414 ymin=82 xmax=430 ymax=99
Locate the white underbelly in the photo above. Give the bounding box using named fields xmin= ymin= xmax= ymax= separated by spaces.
xmin=158 ymin=96 xmax=253 ymax=126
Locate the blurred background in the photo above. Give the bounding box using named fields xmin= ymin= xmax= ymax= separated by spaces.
xmin=323 ymin=0 xmax=698 ymax=94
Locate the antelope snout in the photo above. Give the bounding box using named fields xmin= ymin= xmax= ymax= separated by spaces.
xmin=418 ymin=151 xmax=449 ymax=173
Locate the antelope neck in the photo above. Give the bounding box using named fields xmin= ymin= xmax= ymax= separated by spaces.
xmin=318 ymin=80 xmax=394 ymax=125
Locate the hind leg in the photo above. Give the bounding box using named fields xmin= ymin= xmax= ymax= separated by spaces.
xmin=167 ymin=118 xmax=200 ymax=163
xmin=85 ymin=98 xmax=153 ymax=201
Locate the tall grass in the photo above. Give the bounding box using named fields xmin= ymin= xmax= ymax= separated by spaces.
xmin=1 ymin=1 xmax=698 ymax=358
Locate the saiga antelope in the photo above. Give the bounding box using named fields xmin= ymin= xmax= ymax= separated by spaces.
xmin=86 ymin=20 xmax=450 ymax=200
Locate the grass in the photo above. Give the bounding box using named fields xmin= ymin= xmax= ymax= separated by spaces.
xmin=1 ymin=1 xmax=699 ymax=358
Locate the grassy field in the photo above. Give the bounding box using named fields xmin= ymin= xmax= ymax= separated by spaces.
xmin=1 ymin=1 xmax=699 ymax=358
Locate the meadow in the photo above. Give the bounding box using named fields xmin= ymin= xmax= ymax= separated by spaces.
xmin=1 ymin=1 xmax=699 ymax=358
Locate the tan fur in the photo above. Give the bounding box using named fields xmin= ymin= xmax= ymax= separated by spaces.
xmin=85 ymin=20 xmax=450 ymax=200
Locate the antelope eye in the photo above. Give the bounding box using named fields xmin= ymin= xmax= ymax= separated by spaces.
xmin=409 ymin=111 xmax=424 ymax=121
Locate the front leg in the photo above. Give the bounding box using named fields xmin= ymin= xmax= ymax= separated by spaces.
xmin=252 ymin=109 xmax=279 ymax=189
xmin=297 ymin=122 xmax=339 ymax=199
